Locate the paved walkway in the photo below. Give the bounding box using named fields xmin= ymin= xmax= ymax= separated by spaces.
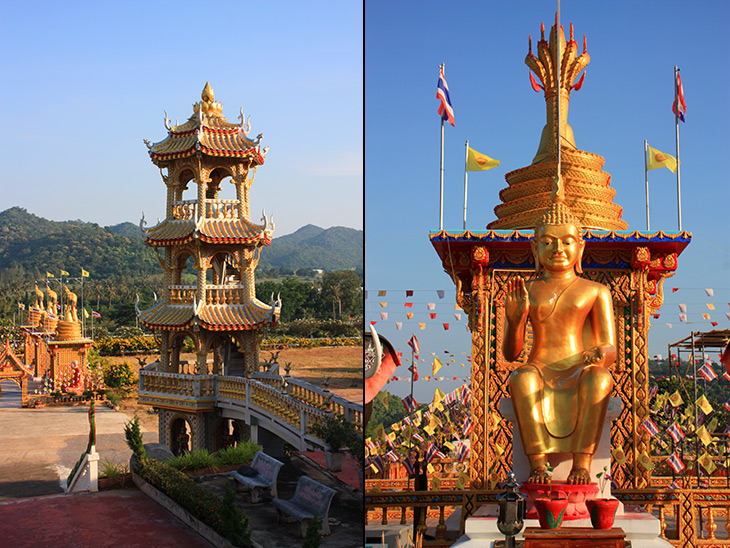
xmin=300 ymin=451 xmax=361 ymax=490
xmin=0 ymin=384 xmax=155 ymax=500
xmin=0 ymin=489 xmax=216 ymax=548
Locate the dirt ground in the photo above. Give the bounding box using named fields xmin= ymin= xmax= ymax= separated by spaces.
xmin=111 ymin=345 xmax=363 ymax=431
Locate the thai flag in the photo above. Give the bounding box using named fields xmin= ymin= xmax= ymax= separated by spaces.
xmin=462 ymin=417 xmax=473 ymax=438
xmin=672 ymin=72 xmax=686 ymax=122
xmin=723 ymin=372 xmax=730 ymax=383
xmin=408 ymin=364 xmax=419 ymax=382
xmin=667 ymin=422 xmax=685 ymax=443
xmin=437 ymin=69 xmax=455 ymax=126
xmin=413 ymin=431 xmax=425 ymax=444
xmin=641 ymin=418 xmax=660 ymax=437
xmin=403 ymin=394 xmax=417 ymax=413
xmin=92 ymin=310 xmax=101 ymax=318
xmin=403 ymin=456 xmax=414 ymax=476
xmin=667 ymin=452 xmax=685 ymax=474
xmin=460 ymin=385 xmax=472 ymax=406
xmin=385 ymin=450 xmax=400 ymax=463
xmin=457 ymin=444 xmax=470 ymax=463
xmin=407 ymin=335 xmax=420 ymax=354
xmin=724 ymin=399 xmax=730 ymax=412
xmin=425 ymin=443 xmax=438 ymax=463
xmin=699 ymin=363 xmax=717 ymax=382
xmin=669 ymin=480 xmax=681 ymax=490
xmin=649 ymin=384 xmax=659 ymax=399
xmin=434 ymin=449 xmax=447 ymax=460
xmin=371 ymin=455 xmax=385 ymax=474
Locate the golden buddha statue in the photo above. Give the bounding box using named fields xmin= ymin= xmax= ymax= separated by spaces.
xmin=504 ymin=187 xmax=616 ymax=484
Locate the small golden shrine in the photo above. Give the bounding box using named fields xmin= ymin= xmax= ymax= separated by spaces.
xmin=137 ymin=83 xmax=280 ymax=451
xmin=430 ymin=19 xmax=690 ymax=490
xmin=21 ymin=283 xmax=91 ymax=383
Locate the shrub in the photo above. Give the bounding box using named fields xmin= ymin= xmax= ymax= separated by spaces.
xmin=124 ymin=415 xmax=146 ymax=460
xmin=100 ymin=458 xmax=128 ymax=479
xmin=302 ymin=514 xmax=322 ymax=548
xmin=105 ymin=390 xmax=123 ymax=407
xmin=166 ymin=448 xmax=219 ymax=471
xmin=103 ymin=362 xmax=137 ymax=389
xmin=313 ymin=414 xmax=357 ymax=453
xmin=139 ymin=459 xmax=251 ymax=547
xmin=217 ymin=441 xmax=263 ymax=466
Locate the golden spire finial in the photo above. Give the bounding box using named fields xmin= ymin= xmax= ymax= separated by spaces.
xmin=526 ymin=19 xmax=590 ymax=164
xmin=202 ymin=82 xmax=215 ymax=103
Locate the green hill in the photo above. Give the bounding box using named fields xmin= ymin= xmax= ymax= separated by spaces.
xmin=0 ymin=207 xmax=362 ymax=328
xmin=259 ymin=224 xmax=363 ymax=271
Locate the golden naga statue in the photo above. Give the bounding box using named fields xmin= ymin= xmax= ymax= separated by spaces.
xmin=47 ymin=287 xmax=58 ymax=316
xmin=34 ymin=284 xmax=45 ymax=310
xmin=504 ymin=184 xmax=616 ymax=485
xmin=64 ymin=285 xmax=79 ymax=323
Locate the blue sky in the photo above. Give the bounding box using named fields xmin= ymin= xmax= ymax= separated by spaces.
xmin=0 ymin=0 xmax=362 ymax=236
xmin=365 ymin=0 xmax=730 ymax=402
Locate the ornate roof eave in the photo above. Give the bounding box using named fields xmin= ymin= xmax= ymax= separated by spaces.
xmin=430 ymin=229 xmax=692 ymax=272
xmin=138 ymin=300 xmax=278 ymax=331
xmin=140 ymin=217 xmax=272 ymax=247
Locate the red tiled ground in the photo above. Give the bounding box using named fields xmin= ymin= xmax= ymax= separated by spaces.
xmin=0 ymin=489 xmax=215 ymax=548
xmin=299 ymin=451 xmax=360 ymax=490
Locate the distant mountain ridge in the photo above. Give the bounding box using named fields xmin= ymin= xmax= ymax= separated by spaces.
xmin=0 ymin=207 xmax=362 ymax=275
xmin=260 ymin=224 xmax=363 ymax=271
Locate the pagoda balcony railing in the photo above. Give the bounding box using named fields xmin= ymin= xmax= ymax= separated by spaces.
xmin=168 ymin=284 xmax=249 ymax=305
xmin=137 ymin=369 xmax=216 ymax=411
xmin=171 ymin=199 xmax=240 ymax=221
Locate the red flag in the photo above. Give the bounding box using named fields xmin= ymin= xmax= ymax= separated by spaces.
xmin=406 ymin=290 xmax=414 ymax=297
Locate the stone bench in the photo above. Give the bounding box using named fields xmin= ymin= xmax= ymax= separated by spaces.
xmin=271 ymin=475 xmax=337 ymax=537
xmin=229 ymin=450 xmax=284 ymax=503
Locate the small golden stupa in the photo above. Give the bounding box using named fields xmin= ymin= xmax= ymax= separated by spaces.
xmin=488 ymin=19 xmax=627 ymax=231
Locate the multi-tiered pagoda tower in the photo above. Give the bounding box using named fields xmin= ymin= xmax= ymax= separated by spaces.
xmin=137 ymin=83 xmax=280 ymax=451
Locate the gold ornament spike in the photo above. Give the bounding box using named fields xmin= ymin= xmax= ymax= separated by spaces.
xmin=202 ymin=82 xmax=214 ymax=103
xmin=527 ymin=20 xmax=590 ymax=164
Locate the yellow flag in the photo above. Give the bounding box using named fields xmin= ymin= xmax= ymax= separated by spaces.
xmin=669 ymin=391 xmax=684 ymax=407
xmin=696 ymin=424 xmax=713 ymax=446
xmin=638 ymin=451 xmax=654 ymax=471
xmin=455 ymin=472 xmax=469 ymax=490
xmin=494 ymin=442 xmax=505 ymax=457
xmin=444 ymin=440 xmax=455 ymax=451
xmin=707 ymin=303 xmax=715 ymax=310
xmin=433 ymin=387 xmax=445 ymax=406
xmin=373 ymin=423 xmax=386 ymax=442
xmin=432 ymin=475 xmax=442 ymax=490
xmin=60 ymin=270 xmax=70 ymax=276
xmin=46 ymin=272 xmax=54 ymax=278
xmin=382 ymin=392 xmax=389 ymax=410
xmin=81 ymin=268 xmax=90 ymax=278
xmin=424 ymin=424 xmax=435 ymax=436
xmin=419 ymin=322 xmax=425 ymax=330
xmin=696 ymin=394 xmax=713 ymax=415
xmin=379 ymin=302 xmax=387 ymax=308
xmin=466 ymin=146 xmax=500 ymax=172
xmin=647 ymin=145 xmax=678 ymax=173
xmin=433 ymin=356 xmax=443 ymax=376
xmin=699 ymin=452 xmax=717 ymax=474
xmin=377 ymin=290 xmax=386 ymax=297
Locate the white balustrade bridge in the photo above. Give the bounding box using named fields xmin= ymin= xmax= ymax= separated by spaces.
xmin=138 ymin=363 xmax=362 ymax=452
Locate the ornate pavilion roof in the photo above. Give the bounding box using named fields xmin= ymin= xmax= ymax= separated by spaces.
xmin=138 ymin=300 xmax=274 ymax=331
xmin=145 ymin=82 xmax=266 ymax=166
xmin=142 ymin=217 xmax=272 ymax=247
